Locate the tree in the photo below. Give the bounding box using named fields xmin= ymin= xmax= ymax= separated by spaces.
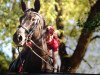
xmin=64 ymin=0 xmax=100 ymax=73
xmin=0 ymin=51 xmax=11 ymax=74
xmin=0 ymin=0 xmax=100 ymax=73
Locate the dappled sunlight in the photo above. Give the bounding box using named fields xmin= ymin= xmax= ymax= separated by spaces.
xmin=0 ymin=0 xmax=100 ymax=74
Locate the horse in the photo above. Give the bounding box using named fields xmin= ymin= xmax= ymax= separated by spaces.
xmin=9 ymin=0 xmax=61 ymax=73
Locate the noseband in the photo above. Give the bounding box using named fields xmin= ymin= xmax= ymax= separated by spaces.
xmin=18 ymin=11 xmax=42 ymax=39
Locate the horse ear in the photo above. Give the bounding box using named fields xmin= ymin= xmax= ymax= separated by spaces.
xmin=21 ymin=0 xmax=27 ymax=12
xmin=34 ymin=0 xmax=40 ymax=12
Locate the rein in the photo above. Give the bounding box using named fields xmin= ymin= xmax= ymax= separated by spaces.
xmin=17 ymin=39 xmax=56 ymax=72
xmin=26 ymin=40 xmax=55 ymax=70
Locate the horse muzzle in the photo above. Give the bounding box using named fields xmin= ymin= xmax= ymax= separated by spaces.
xmin=13 ymin=32 xmax=26 ymax=46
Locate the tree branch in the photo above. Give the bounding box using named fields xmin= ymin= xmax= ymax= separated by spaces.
xmin=90 ymin=35 xmax=100 ymax=42
xmin=66 ymin=46 xmax=92 ymax=68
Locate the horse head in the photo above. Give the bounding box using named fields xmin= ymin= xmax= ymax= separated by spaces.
xmin=13 ymin=0 xmax=44 ymax=46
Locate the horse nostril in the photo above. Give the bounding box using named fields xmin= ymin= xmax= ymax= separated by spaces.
xmin=17 ymin=35 xmax=22 ymax=42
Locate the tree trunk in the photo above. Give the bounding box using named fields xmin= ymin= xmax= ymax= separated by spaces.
xmin=67 ymin=31 xmax=93 ymax=73
xmin=66 ymin=0 xmax=100 ymax=73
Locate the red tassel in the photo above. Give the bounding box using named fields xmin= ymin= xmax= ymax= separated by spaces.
xmin=18 ymin=64 xmax=23 ymax=72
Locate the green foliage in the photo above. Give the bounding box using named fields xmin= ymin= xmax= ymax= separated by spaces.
xmin=0 ymin=0 xmax=22 ymax=40
xmin=0 ymin=0 xmax=97 ymax=42
xmin=0 ymin=50 xmax=11 ymax=72
xmin=84 ymin=13 xmax=100 ymax=32
xmin=0 ymin=0 xmax=99 ymax=73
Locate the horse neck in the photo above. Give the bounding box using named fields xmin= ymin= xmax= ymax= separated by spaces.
xmin=29 ymin=19 xmax=47 ymax=56
xmin=31 ymin=30 xmax=48 ymax=56
xmin=31 ymin=22 xmax=46 ymax=46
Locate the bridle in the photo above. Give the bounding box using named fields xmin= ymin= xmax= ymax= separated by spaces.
xmin=18 ymin=12 xmax=42 ymax=39
xmin=17 ymin=11 xmax=56 ymax=72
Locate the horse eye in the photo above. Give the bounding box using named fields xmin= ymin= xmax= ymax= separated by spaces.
xmin=19 ymin=18 xmax=22 ymax=23
xmin=28 ymin=15 xmax=32 ymax=20
xmin=20 ymin=16 xmax=24 ymax=23
xmin=18 ymin=25 xmax=21 ymax=28
xmin=32 ymin=18 xmax=35 ymax=21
